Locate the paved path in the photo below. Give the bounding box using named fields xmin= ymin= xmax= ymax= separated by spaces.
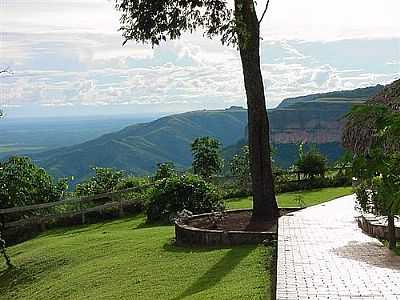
xmin=276 ymin=195 xmax=400 ymax=300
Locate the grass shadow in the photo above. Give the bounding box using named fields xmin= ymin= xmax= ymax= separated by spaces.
xmin=39 ymin=215 xmax=143 ymax=238
xmin=171 ymin=245 xmax=256 ymax=300
xmin=163 ymin=241 xmax=236 ymax=254
xmin=0 ymin=266 xmax=35 ymax=292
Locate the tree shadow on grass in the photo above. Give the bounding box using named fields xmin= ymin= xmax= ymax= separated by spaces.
xmin=168 ymin=245 xmax=256 ymax=300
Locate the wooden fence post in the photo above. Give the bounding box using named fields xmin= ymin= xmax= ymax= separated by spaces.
xmin=119 ymin=198 xmax=124 ymax=218
xmin=80 ymin=202 xmax=86 ymax=225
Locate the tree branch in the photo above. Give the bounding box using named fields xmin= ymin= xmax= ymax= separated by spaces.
xmin=258 ymin=0 xmax=271 ymax=25
xmin=0 ymin=68 xmax=12 ymax=75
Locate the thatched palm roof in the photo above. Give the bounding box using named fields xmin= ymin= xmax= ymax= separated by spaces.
xmin=342 ymin=79 xmax=400 ymax=154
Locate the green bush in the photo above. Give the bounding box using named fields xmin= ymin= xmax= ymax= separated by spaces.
xmin=295 ymin=146 xmax=327 ymax=179
xmin=75 ymin=167 xmax=125 ymax=196
xmin=146 ymin=174 xmax=224 ymax=223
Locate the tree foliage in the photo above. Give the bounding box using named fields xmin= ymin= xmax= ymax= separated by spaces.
xmin=115 ymin=0 xmax=235 ymax=46
xmin=191 ymin=137 xmax=223 ymax=179
xmin=146 ymin=173 xmax=223 ymax=223
xmin=75 ymin=167 xmax=125 ymax=196
xmin=0 ymin=156 xmax=68 ymax=209
xmin=230 ymin=145 xmax=251 ymax=192
xmin=349 ymin=104 xmax=400 ymax=249
xmin=295 ymin=144 xmax=327 ymax=179
xmin=154 ymin=162 xmax=176 ymax=181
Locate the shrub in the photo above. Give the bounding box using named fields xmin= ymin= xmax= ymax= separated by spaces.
xmin=295 ymin=144 xmax=327 ymax=179
xmin=146 ymin=174 xmax=224 ymax=223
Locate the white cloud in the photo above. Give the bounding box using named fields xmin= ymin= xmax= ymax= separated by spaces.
xmin=1 ymin=0 xmax=399 ymax=117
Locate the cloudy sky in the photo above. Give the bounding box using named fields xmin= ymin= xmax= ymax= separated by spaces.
xmin=1 ymin=0 xmax=399 ymax=118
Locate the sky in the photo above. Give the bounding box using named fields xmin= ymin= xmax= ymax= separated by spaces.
xmin=0 ymin=0 xmax=399 ymax=118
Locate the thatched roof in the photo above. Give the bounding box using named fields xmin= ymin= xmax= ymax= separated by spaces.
xmin=342 ymin=79 xmax=400 ymax=154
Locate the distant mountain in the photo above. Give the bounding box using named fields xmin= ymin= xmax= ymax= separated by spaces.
xmin=33 ymin=107 xmax=248 ymax=184
xmin=278 ymin=85 xmax=384 ymax=108
xmin=34 ymin=84 xmax=385 ymax=183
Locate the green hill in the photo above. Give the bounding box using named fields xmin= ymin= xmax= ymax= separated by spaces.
xmin=34 ymin=107 xmax=248 ymax=183
xmin=34 ymin=85 xmax=384 ymax=182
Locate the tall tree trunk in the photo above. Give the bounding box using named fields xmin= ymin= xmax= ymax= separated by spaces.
xmin=234 ymin=0 xmax=278 ymax=220
xmin=387 ymin=214 xmax=396 ymax=250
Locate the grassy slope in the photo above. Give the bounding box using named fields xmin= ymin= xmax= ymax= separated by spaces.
xmin=0 ymin=187 xmax=353 ymax=300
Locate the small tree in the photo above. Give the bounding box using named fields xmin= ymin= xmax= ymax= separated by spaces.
xmin=191 ymin=137 xmax=223 ymax=179
xmin=75 ymin=167 xmax=125 ymax=196
xmin=295 ymin=145 xmax=327 ymax=179
xmin=230 ymin=145 xmax=251 ymax=192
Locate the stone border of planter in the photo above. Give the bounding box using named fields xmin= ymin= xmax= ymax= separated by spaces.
xmin=175 ymin=208 xmax=301 ymax=247
xmin=358 ymin=214 xmax=400 ymax=240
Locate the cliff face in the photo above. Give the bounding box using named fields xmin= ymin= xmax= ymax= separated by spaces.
xmin=269 ymin=103 xmax=350 ymax=144
xmin=268 ymin=85 xmax=384 ymax=144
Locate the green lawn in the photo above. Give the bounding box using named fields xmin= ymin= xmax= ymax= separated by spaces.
xmin=0 ymin=187 xmax=353 ymax=300
xmin=226 ymin=186 xmax=353 ymax=210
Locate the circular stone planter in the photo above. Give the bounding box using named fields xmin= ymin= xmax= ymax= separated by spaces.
xmin=175 ymin=209 xmax=280 ymax=247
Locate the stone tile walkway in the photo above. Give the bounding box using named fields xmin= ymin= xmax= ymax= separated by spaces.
xmin=276 ymin=195 xmax=400 ymax=300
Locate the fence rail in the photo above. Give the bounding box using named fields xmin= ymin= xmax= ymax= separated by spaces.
xmin=0 ymin=184 xmax=154 ymax=230
xmin=0 ymin=167 xmax=351 ymax=231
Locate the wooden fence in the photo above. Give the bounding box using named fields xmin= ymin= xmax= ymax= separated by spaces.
xmin=0 ymin=184 xmax=154 ymax=231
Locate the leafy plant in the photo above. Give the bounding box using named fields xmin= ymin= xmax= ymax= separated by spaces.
xmin=146 ymin=174 xmax=224 ymax=223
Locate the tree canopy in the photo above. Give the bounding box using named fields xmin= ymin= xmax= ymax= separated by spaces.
xmin=116 ymin=0 xmax=235 ymax=46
